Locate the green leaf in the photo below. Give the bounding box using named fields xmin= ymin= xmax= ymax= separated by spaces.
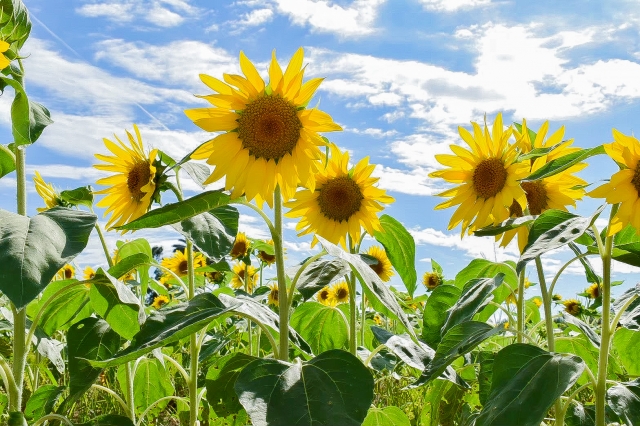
xmin=0 ymin=207 xmax=96 ymax=309
xmin=117 ymin=190 xmax=232 ymax=230
xmin=75 ymin=414 xmax=135 ymax=426
xmin=477 ymin=351 xmax=495 ymax=406
xmin=613 ymin=283 xmax=640 ymax=330
xmin=24 ymin=385 xmax=64 ymax=420
xmin=422 ymin=285 xmax=461 ymax=348
xmin=565 ymin=402 xmax=595 ymax=426
xmin=32 ymin=279 xmax=91 ymax=335
xmin=411 ymin=322 xmax=504 ymax=388
xmin=607 ymin=379 xmax=640 ymax=426
xmin=129 ymin=358 xmax=175 ymax=418
xmin=235 ymin=349 xmax=374 ymax=426
xmin=290 ymin=302 xmax=349 ymax=354
xmin=317 ymin=235 xmax=416 ymax=340
xmin=613 ymin=328 xmax=640 ymax=376
xmin=558 ymin=313 xmax=601 ymax=348
xmin=172 ymin=206 xmax=239 ymax=262
xmin=525 ymin=209 xmax=579 ymax=242
xmin=419 ymin=379 xmax=452 ymax=426
xmin=59 ymin=186 xmax=93 ymax=209
xmin=295 ymin=258 xmax=350 ymax=300
xmin=0 ymin=0 xmax=31 ymax=48
xmin=89 ymin=293 xmax=238 ymax=368
xmin=11 ymin=94 xmax=53 ymax=146
xmin=117 ymin=238 xmax=153 ymax=294
xmin=108 ymin=253 xmax=151 ymax=280
xmin=182 ymin=162 xmax=211 ymax=189
xmin=473 ymin=215 xmax=536 ymax=237
xmin=568 ymin=243 xmax=600 ymax=284
xmin=206 ymin=353 xmax=257 ymax=417
xmin=477 ymin=343 xmax=585 ymax=426
xmin=362 ymin=406 xmax=411 ymax=426
xmin=523 ymin=145 xmax=606 ymax=181
xmin=555 ymin=335 xmax=600 ymax=386
xmin=517 ymin=140 xmax=567 ymax=161
xmin=373 ymin=214 xmax=417 ymax=297
xmin=0 ymin=144 xmax=15 ymax=178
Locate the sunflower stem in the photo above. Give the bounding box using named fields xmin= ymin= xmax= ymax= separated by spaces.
xmin=94 ymin=223 xmax=114 ymax=268
xmin=125 ymin=361 xmax=136 ymax=422
xmin=348 ymin=235 xmax=357 ymax=355
xmin=517 ymin=269 xmax=525 ymax=344
xmin=272 ymin=185 xmax=289 ymax=361
xmin=244 ymin=262 xmax=252 ymax=355
xmin=360 ymin=293 xmax=366 ymax=347
xmin=186 ymin=239 xmax=200 ymax=425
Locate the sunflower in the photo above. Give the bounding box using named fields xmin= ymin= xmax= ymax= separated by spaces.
xmin=531 ymin=297 xmax=543 ymax=308
xmin=206 ymin=271 xmax=225 ymax=284
xmin=94 ymin=124 xmax=159 ymax=230
xmin=0 ymin=40 xmax=10 ymax=70
xmin=585 ymin=283 xmax=600 ymax=299
xmin=506 ymin=292 xmax=517 ymax=305
xmin=499 ymin=120 xmax=587 ymax=252
xmin=161 ymin=249 xmax=207 ymax=277
xmin=257 ymin=239 xmax=277 ymax=265
xmin=588 ymin=129 xmax=640 ymax=235
xmin=365 ymin=246 xmax=394 ymax=282
xmin=230 ymin=262 xmax=259 ymax=293
xmin=373 ymin=313 xmax=384 ymax=326
xmin=267 ymin=282 xmax=279 ymax=306
xmin=430 ymin=113 xmax=528 ymax=235
xmin=152 ymin=295 xmax=170 ymax=309
xmin=552 ymin=294 xmax=563 ymax=301
xmin=83 ymin=267 xmax=96 ymax=280
xmin=563 ymin=299 xmax=583 ymax=316
xmin=330 ymin=281 xmax=350 ymax=305
xmin=159 ymin=274 xmax=172 ymax=289
xmin=317 ymin=286 xmax=335 ymax=307
xmin=422 ymin=272 xmax=442 ymax=291
xmin=56 ymin=264 xmax=75 ymax=280
xmin=33 ymin=171 xmax=63 ymax=212
xmin=230 ymin=232 xmax=250 ymax=259
xmin=285 ymin=145 xmax=394 ymax=248
xmin=185 ymin=48 xmax=342 ymax=207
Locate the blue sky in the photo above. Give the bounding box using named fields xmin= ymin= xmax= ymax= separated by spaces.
xmin=2 ymin=0 xmax=640 ymax=299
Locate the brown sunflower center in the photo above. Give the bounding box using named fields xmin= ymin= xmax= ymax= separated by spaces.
xmin=270 ymin=289 xmax=278 ymax=302
xmin=509 ymin=199 xmax=523 ymax=218
xmin=522 ymin=181 xmax=548 ymax=215
xmin=632 ymin=162 xmax=640 ymax=196
xmin=473 ymin=158 xmax=507 ymax=199
xmin=319 ymin=289 xmax=330 ymax=301
xmin=127 ymin=161 xmax=152 ymax=201
xmin=178 ymin=260 xmax=188 ymax=276
xmin=335 ymin=287 xmax=348 ymax=300
xmin=317 ymin=176 xmax=364 ymax=222
xmin=230 ymin=241 xmax=248 ymax=259
xmin=237 ymin=95 xmax=302 ymax=161
xmin=64 ymin=268 xmax=74 ymax=279
xmin=369 ymin=259 xmax=385 ymax=276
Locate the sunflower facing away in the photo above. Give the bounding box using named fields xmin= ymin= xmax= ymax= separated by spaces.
xmin=316 ymin=286 xmax=335 ymax=307
xmin=330 ymin=281 xmax=350 ymax=305
xmin=588 ymin=129 xmax=640 ymax=235
xmin=257 ymin=239 xmax=277 ymax=265
xmin=0 ymin=40 xmax=10 ymax=70
xmin=366 ymin=245 xmax=394 ymax=282
xmin=268 ymin=282 xmax=279 ymax=306
xmin=230 ymin=262 xmax=259 ymax=293
xmin=430 ymin=113 xmax=528 ymax=235
xmin=33 ymin=171 xmax=63 ymax=212
xmin=94 ymin=125 xmax=159 ymax=230
xmin=563 ymin=299 xmax=583 ymax=316
xmin=585 ymin=283 xmax=600 ymax=299
xmin=185 ymin=48 xmax=342 ymax=207
xmin=230 ymin=232 xmax=250 ymax=259
xmin=499 ymin=120 xmax=587 ymax=252
xmin=161 ymin=249 xmax=207 ymax=277
xmin=285 ymin=145 xmax=394 ymax=248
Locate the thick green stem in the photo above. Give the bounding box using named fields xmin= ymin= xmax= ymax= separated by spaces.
xmin=94 ymin=223 xmax=114 ymax=268
xmin=348 ymin=273 xmax=357 ymax=355
xmin=272 ymin=185 xmax=289 ymax=361
xmin=360 ymin=293 xmax=366 ymax=347
xmin=516 ymin=269 xmax=526 ymax=344
xmin=187 ymin=240 xmax=200 ymax=426
xmin=125 ymin=362 xmax=136 ymax=422
xmin=244 ymin=262 xmax=252 ymax=355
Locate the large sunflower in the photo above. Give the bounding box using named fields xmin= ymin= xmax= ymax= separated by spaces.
xmin=230 ymin=262 xmax=259 ymax=293
xmin=94 ymin=125 xmax=159 ymax=230
xmin=329 ymin=281 xmax=350 ymax=305
xmin=229 ymin=232 xmax=250 ymax=259
xmin=316 ymin=286 xmax=335 ymax=307
xmin=161 ymin=249 xmax=207 ymax=277
xmin=285 ymin=145 xmax=394 ymax=248
xmin=430 ymin=113 xmax=528 ymax=235
xmin=33 ymin=171 xmax=63 ymax=212
xmin=365 ymin=245 xmax=394 ymax=282
xmin=499 ymin=120 xmax=587 ymax=252
xmin=588 ymin=129 xmax=640 ymax=235
xmin=185 ymin=48 xmax=342 ymax=207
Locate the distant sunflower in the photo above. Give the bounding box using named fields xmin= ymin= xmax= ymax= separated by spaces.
xmin=499 ymin=120 xmax=587 ymax=252
xmin=230 ymin=262 xmax=258 ymax=293
xmin=257 ymin=239 xmax=277 ymax=265
xmin=161 ymin=249 xmax=207 ymax=277
xmin=33 ymin=171 xmax=63 ymax=212
xmin=285 ymin=145 xmax=394 ymax=248
xmin=532 ymin=297 xmax=543 ymax=308
xmin=185 ymin=48 xmax=342 ymax=207
xmin=366 ymin=246 xmax=394 ymax=282
xmin=230 ymin=232 xmax=250 ymax=259
xmin=563 ymin=299 xmax=583 ymax=316
xmin=552 ymin=294 xmax=563 ymax=301
xmin=268 ymin=282 xmax=279 ymax=306
xmin=330 ymin=281 xmax=350 ymax=305
xmin=585 ymin=283 xmax=600 ymax=299
xmin=57 ymin=264 xmax=75 ymax=280
xmin=430 ymin=113 xmax=528 ymax=235
xmin=152 ymin=295 xmax=170 ymax=310
xmin=588 ymin=129 xmax=640 ymax=235
xmin=206 ymin=271 xmax=225 ymax=284
xmin=83 ymin=266 xmax=96 ymax=280
xmin=0 ymin=40 xmax=10 ymax=70
xmin=317 ymin=286 xmax=335 ymax=307
xmin=94 ymin=124 xmax=159 ymax=230
xmin=422 ymin=272 xmax=442 ymax=291
xmin=373 ymin=313 xmax=384 ymax=326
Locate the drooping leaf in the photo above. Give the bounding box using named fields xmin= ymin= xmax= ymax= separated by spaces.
xmin=523 ymin=145 xmax=606 ymax=181
xmin=422 ymin=285 xmax=461 ymax=348
xmin=290 ymin=302 xmax=348 ymax=354
xmin=557 ymin=313 xmax=601 ymax=348
xmin=613 ymin=283 xmax=640 ymax=330
xmin=373 ymin=214 xmax=417 ymax=297
xmin=59 ymin=186 xmax=93 ymax=209
xmin=235 ymin=349 xmax=374 ymax=426
xmin=607 ymin=379 xmax=640 ymax=426
xmin=568 ymin=242 xmax=600 ymax=284
xmin=108 ymin=253 xmax=151 ymax=281
xmin=24 ymin=385 xmax=65 ymax=420
xmin=182 ymin=162 xmax=211 ymax=189
xmin=362 ymin=406 xmax=411 ymax=426
xmin=11 ymin=95 xmax=53 ymax=146
xmin=613 ymin=328 xmax=640 ymax=376
xmin=129 ymin=358 xmax=175 ymax=418
xmin=0 ymin=144 xmax=15 ymax=178
xmin=172 ymin=206 xmax=239 ymax=262
xmin=295 ymin=258 xmax=350 ymax=300
xmin=473 ymin=215 xmax=536 ymax=237
xmin=206 ymin=353 xmax=257 ymax=417
xmin=0 ymin=207 xmax=96 ymax=309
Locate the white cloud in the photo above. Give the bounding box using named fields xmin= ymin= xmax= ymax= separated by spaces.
xmin=76 ymin=0 xmax=200 ymax=27
xmin=376 ymin=165 xmax=440 ymax=196
xmin=345 ymin=127 xmax=398 ymax=138
xmin=418 ymin=0 xmax=491 ymax=12
xmin=235 ymin=8 xmax=274 ymax=27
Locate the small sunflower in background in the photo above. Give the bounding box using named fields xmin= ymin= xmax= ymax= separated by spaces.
xmin=161 ymin=249 xmax=207 ymax=277
xmin=531 ymin=297 xmax=543 ymax=308
xmin=365 ymin=246 xmax=394 ymax=282
xmin=257 ymin=239 xmax=277 ymax=265
xmin=33 ymin=171 xmax=63 ymax=212
xmin=185 ymin=48 xmax=341 ymax=206
xmin=268 ymin=282 xmax=279 ymax=306
xmin=230 ymin=262 xmax=259 ymax=293
xmin=230 ymin=232 xmax=250 ymax=259
xmin=285 ymin=145 xmax=394 ymax=248
xmin=422 ymin=271 xmax=442 ymax=291
xmin=330 ymin=281 xmax=350 ymax=305
xmin=373 ymin=313 xmax=384 ymax=326
xmin=94 ymin=124 xmax=159 ymax=230
xmin=206 ymin=271 xmax=225 ymax=285
xmin=552 ymin=294 xmax=563 ymax=301
xmin=0 ymin=40 xmax=11 ymax=70
xmin=563 ymin=299 xmax=583 ymax=316
xmin=585 ymin=283 xmax=601 ymax=299
xmin=56 ymin=264 xmax=75 ymax=280
xmin=83 ymin=267 xmax=96 ymax=280
xmin=152 ymin=295 xmax=170 ymax=310
xmin=430 ymin=113 xmax=528 ymax=235
xmin=316 ymin=286 xmax=335 ymax=307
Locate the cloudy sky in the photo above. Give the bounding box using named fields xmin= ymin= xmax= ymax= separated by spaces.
xmin=2 ymin=0 xmax=640 ymax=299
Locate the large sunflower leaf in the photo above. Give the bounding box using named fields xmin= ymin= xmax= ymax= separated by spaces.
xmin=477 ymin=343 xmax=584 ymax=426
xmin=206 ymin=352 xmax=257 ymax=417
xmin=473 ymin=215 xmax=536 ymax=237
xmin=477 ymin=351 xmax=495 ymax=406
xmin=523 ymin=145 xmax=606 ymax=181
xmin=373 ymin=214 xmax=417 ymax=297
xmin=0 ymin=144 xmax=15 ymax=178
xmin=613 ymin=328 xmax=640 ymax=376
xmin=126 ymin=358 xmax=175 ymax=418
xmin=291 ymin=302 xmax=349 ymax=354
xmin=422 ymin=284 xmax=461 ymax=348
xmin=362 ymin=406 xmax=411 ymax=426
xmin=235 ymin=349 xmax=374 ymax=426
xmin=557 ymin=312 xmax=601 ymax=348
xmin=295 ymin=258 xmax=351 ymax=300
xmin=607 ymin=379 xmax=640 ymax=426
xmin=27 ymin=279 xmax=92 ymax=336
xmin=0 ymin=0 xmax=31 ymax=48
xmin=24 ymin=385 xmax=65 ymax=421
xmin=0 ymin=207 xmax=96 ymax=309
xmin=612 ymin=283 xmax=640 ymax=330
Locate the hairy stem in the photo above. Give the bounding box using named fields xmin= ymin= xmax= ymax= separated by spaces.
xmin=272 ymin=185 xmax=289 ymax=361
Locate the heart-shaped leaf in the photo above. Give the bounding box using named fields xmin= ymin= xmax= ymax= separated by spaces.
xmin=362 ymin=406 xmax=411 ymax=426
xmin=290 ymin=302 xmax=348 ymax=354
xmin=206 ymin=352 xmax=257 ymax=417
xmin=607 ymin=379 xmax=640 ymax=426
xmin=172 ymin=206 xmax=239 ymax=262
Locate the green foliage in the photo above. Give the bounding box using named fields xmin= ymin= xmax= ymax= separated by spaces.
xmin=172 ymin=206 xmax=239 ymax=262
xmin=290 ymin=302 xmax=348 ymax=353
xmin=0 ymin=0 xmax=31 ymax=48
xmin=373 ymin=214 xmax=417 ymax=297
xmin=28 ymin=279 xmax=92 ymax=335
xmin=206 ymin=353 xmax=257 ymax=417
xmin=24 ymin=385 xmax=64 ymax=420
xmin=442 ymin=274 xmax=504 ymax=334
xmin=362 ymin=406 xmax=411 ymax=426
xmin=0 ymin=143 xmax=15 ymax=178
xmin=606 ymin=379 xmax=640 ymax=426
xmin=295 ymin=258 xmax=350 ymax=300
xmin=123 ymin=358 xmax=175 ymax=418
xmin=422 ymin=284 xmax=461 ymax=347
xmin=524 ymin=145 xmax=606 ymax=181
xmin=613 ymin=327 xmax=640 ymax=375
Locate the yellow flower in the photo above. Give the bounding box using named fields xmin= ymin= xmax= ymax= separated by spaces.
xmin=365 ymin=246 xmax=394 ymax=282
xmin=552 ymin=294 xmax=563 ymax=301
xmin=152 ymin=295 xmax=170 ymax=309
xmin=285 ymin=145 xmax=394 ymax=248
xmin=33 ymin=171 xmax=63 ymax=212
xmin=56 ymin=264 xmax=75 ymax=280
xmin=230 ymin=262 xmax=259 ymax=293
xmin=230 ymin=232 xmax=250 ymax=259
xmin=268 ymin=282 xmax=279 ymax=306
xmin=422 ymin=272 xmax=442 ymax=291
xmin=499 ymin=120 xmax=587 ymax=252
xmin=257 ymin=239 xmax=277 ymax=265
xmin=373 ymin=313 xmax=383 ymax=326
xmin=504 ymin=322 xmax=510 ymax=329
xmin=161 ymin=249 xmax=207 ymax=277
xmin=83 ymin=267 xmax=96 ymax=280
xmin=563 ymin=299 xmax=583 ymax=316
xmin=159 ymin=274 xmax=172 ymax=288
xmin=506 ymin=292 xmax=517 ymax=305
xmin=588 ymin=129 xmax=640 ymax=235
xmin=585 ymin=283 xmax=600 ymax=299
xmin=185 ymin=48 xmax=341 ymax=207
xmin=0 ymin=40 xmax=10 ymax=70
xmin=94 ymin=125 xmax=159 ymax=230
xmin=532 ymin=297 xmax=543 ymax=308
xmin=330 ymin=281 xmax=350 ymax=305
xmin=317 ymin=286 xmax=335 ymax=307
xmin=206 ymin=271 xmax=225 ymax=284
xmin=430 ymin=113 xmax=528 ymax=235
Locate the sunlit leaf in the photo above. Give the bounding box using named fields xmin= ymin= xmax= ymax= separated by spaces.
xmin=373 ymin=214 xmax=417 ymax=297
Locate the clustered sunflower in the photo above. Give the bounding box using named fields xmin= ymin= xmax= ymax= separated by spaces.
xmin=152 ymin=295 xmax=170 ymax=310
xmin=365 ymin=245 xmax=394 ymax=282
xmin=563 ymin=299 xmax=583 ymax=316
xmin=257 ymin=239 xmax=277 ymax=265
xmin=230 ymin=262 xmax=259 ymax=293
xmin=316 ymin=281 xmax=349 ymax=307
xmin=230 ymin=232 xmax=250 ymax=259
xmin=267 ymin=282 xmax=279 ymax=306
xmin=422 ymin=271 xmax=442 ymax=291
xmin=56 ymin=264 xmax=75 ymax=280
xmin=161 ymin=249 xmax=207 ymax=277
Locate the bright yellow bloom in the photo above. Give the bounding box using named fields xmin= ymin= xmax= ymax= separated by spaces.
xmin=365 ymin=246 xmax=394 ymax=282
xmin=430 ymin=113 xmax=528 ymax=235
xmin=230 ymin=232 xmax=250 ymax=259
xmin=588 ymin=129 xmax=640 ymax=235
xmin=330 ymin=281 xmax=350 ymax=305
xmin=185 ymin=48 xmax=341 ymax=207
xmin=268 ymin=282 xmax=279 ymax=306
xmin=0 ymin=40 xmax=10 ymax=70
xmin=206 ymin=271 xmax=225 ymax=284
xmin=230 ymin=262 xmax=259 ymax=293
xmin=33 ymin=171 xmax=63 ymax=212
xmin=83 ymin=267 xmax=96 ymax=280
xmin=422 ymin=272 xmax=442 ymax=291
xmin=585 ymin=283 xmax=600 ymax=299
xmin=161 ymin=249 xmax=207 ymax=277
xmin=257 ymin=239 xmax=277 ymax=265
xmin=56 ymin=264 xmax=75 ymax=280
xmin=285 ymin=145 xmax=394 ymax=248
xmin=152 ymin=295 xmax=170 ymax=309
xmin=94 ymin=125 xmax=158 ymax=230
xmin=532 ymin=297 xmax=543 ymax=308
xmin=373 ymin=313 xmax=383 ymax=326
xmin=499 ymin=120 xmax=587 ymax=252
xmin=563 ymin=299 xmax=583 ymax=316
xmin=506 ymin=292 xmax=516 ymax=305
xmin=317 ymin=286 xmax=335 ymax=307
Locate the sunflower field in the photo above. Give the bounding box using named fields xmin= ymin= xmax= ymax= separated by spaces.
xmin=1 ymin=2 xmax=640 ymax=426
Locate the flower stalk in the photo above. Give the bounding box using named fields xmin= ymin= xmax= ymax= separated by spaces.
xmin=272 ymin=185 xmax=289 ymax=361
